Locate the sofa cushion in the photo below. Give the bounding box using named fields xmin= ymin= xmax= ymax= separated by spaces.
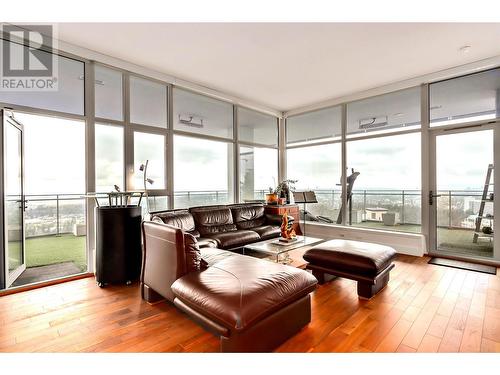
xmin=231 ymin=205 xmax=266 ymax=230
xmin=190 ymin=207 xmax=237 ymax=236
xmin=200 ymin=247 xmax=242 ymax=266
xmin=171 ymin=255 xmax=317 ymax=331
xmin=197 ymin=237 xmax=218 ymax=249
xmin=184 ymin=233 xmax=202 ymax=273
xmin=251 ymin=225 xmax=281 ymax=240
xmin=206 ymin=230 xmax=260 ymax=249
xmin=303 ymin=239 xmax=396 ymax=277
xmin=152 ymin=210 xmax=196 ymax=232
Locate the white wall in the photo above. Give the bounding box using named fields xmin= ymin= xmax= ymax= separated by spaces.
xmin=303 ymin=222 xmax=426 ymax=257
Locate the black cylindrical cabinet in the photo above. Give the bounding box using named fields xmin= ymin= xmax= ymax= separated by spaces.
xmin=95 ymin=206 xmax=142 ymax=287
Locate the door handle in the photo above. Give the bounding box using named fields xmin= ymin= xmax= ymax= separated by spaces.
xmin=429 ymin=191 xmax=442 ymax=206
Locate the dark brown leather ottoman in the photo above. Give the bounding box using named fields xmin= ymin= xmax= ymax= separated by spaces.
xmin=303 ymin=239 xmax=396 ymax=299
xmin=171 ymin=254 xmax=317 ymax=352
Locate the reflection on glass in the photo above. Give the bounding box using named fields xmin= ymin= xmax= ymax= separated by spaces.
xmin=174 ymin=135 xmax=234 ymax=207
xmin=436 ymin=130 xmax=494 ymax=258
xmin=133 ymin=132 xmax=166 ymax=189
xmin=239 ymin=146 xmax=278 ymax=202
xmin=95 ymin=124 xmax=124 ymax=192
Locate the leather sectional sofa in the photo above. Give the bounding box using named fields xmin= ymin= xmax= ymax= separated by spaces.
xmin=150 ymin=203 xmax=283 ymax=250
xmin=141 ymin=203 xmax=318 ymax=352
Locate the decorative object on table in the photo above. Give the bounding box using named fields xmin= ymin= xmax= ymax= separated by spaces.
xmin=139 ymin=160 xmax=155 ymax=214
xmin=265 ymin=187 xmax=279 ymax=205
xmin=482 ymin=226 xmax=493 ymax=235
xmin=280 ymin=213 xmax=297 ymax=242
xmin=278 ymin=197 xmax=286 ymax=205
xmin=275 ymin=179 xmax=298 ymax=204
xmin=293 ymin=191 xmax=318 ymax=238
xmin=264 ymin=204 xmax=302 ymax=235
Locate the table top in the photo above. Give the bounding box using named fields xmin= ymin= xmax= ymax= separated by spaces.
xmin=243 ymin=236 xmax=323 ymax=256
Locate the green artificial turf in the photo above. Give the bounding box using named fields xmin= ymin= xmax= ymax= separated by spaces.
xmin=25 ymin=234 xmax=87 ymax=271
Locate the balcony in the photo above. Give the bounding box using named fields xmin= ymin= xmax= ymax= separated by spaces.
xmin=11 ymin=194 xmax=87 ymax=287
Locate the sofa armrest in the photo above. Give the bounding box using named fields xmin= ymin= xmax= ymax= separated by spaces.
xmin=141 ymin=221 xmax=187 ymax=302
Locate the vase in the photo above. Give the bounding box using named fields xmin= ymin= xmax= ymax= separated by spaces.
xmin=265 ymin=193 xmax=278 ymax=205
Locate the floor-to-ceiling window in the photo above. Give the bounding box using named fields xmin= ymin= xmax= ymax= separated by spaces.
xmin=286 ymin=106 xmax=342 ymax=222
xmin=237 ymin=107 xmax=278 ymax=202
xmin=172 ymin=88 xmax=235 ymax=207
xmin=345 ymin=87 xmax=422 ymax=233
xmin=286 ymin=87 xmax=422 ymax=233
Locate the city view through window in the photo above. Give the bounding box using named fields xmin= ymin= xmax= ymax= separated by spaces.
xmin=9 ymin=112 xmax=87 ymax=287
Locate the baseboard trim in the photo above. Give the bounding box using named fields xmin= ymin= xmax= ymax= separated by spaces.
xmin=0 ymin=272 xmax=94 ymax=297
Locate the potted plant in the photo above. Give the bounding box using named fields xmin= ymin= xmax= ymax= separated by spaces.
xmin=275 ymin=179 xmax=297 ymax=204
xmin=265 ymin=187 xmax=279 ymax=205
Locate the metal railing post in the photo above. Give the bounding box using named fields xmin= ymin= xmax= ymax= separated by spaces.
xmin=402 ymin=190 xmax=405 ymax=224
xmin=363 ymin=190 xmax=367 ymax=214
xmin=56 ymin=194 xmax=60 ymax=237
xmin=448 ymin=190 xmax=452 ymax=229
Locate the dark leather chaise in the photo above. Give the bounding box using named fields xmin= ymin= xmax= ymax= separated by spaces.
xmin=141 ymin=220 xmax=317 ymax=352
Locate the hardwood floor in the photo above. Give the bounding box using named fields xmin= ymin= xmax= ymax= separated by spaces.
xmin=1 ymin=254 xmax=499 ymax=353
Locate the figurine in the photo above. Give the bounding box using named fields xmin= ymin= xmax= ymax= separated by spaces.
xmin=280 ymin=213 xmax=297 ymax=240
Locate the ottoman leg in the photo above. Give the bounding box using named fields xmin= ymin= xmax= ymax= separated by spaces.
xmin=311 ymin=269 xmax=336 ymax=284
xmin=311 ymin=269 xmax=326 ymax=284
xmin=357 ymin=273 xmax=390 ymax=299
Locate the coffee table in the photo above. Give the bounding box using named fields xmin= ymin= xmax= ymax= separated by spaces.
xmin=242 ymin=236 xmax=324 ymax=268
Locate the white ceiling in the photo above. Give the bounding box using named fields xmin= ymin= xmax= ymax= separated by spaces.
xmin=56 ymin=23 xmax=500 ymax=111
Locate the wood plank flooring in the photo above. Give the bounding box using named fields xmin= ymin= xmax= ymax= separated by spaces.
xmin=1 ymin=254 xmax=499 ymax=353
